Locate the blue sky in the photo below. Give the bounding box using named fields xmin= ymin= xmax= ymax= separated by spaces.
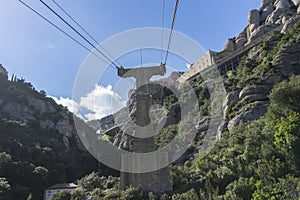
xmin=0 ymin=0 xmax=261 ymax=120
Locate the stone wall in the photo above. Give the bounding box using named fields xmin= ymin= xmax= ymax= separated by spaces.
xmin=178 ymin=50 xmax=216 ymax=83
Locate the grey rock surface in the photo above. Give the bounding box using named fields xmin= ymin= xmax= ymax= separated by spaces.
xmin=242 ymin=94 xmax=269 ymax=104
xmin=223 ymin=91 xmax=240 ymax=119
xmin=26 ymin=97 xmax=47 ymax=114
xmin=239 ymin=85 xmax=271 ymax=100
xmin=262 ymin=0 xmax=276 ymax=9
xmin=40 ymin=120 xmax=55 ymax=130
xmin=261 ymin=6 xmax=276 ymax=22
xmin=56 ymin=119 xmax=73 ymax=137
xmin=281 ymin=15 xmax=300 ymax=34
xmin=2 ymin=102 xmax=35 ymax=122
xmin=250 ymin=24 xmax=279 ymax=41
xmin=292 ymin=0 xmax=300 ymax=6
xmin=0 ymin=65 xmax=8 ymax=80
xmin=223 ymin=39 xmax=236 ymax=52
xmin=249 ymin=9 xmax=261 ymax=25
xmin=262 ymin=73 xmax=282 ymax=85
xmin=274 ymin=0 xmax=291 ymax=10
xmin=273 ymin=42 xmax=300 ymax=77
xmin=228 ymin=101 xmax=269 ymax=131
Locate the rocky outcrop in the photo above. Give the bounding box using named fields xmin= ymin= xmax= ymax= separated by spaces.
xmin=223 ymin=90 xmax=240 ymax=120
xmin=226 ymin=0 xmax=297 ymax=49
xmin=0 ymin=67 xmax=98 ymax=196
xmin=26 ymin=96 xmax=48 ymax=113
xmin=223 ymin=38 xmax=236 ymax=52
xmin=180 ymin=0 xmax=300 ymax=83
xmin=249 ymin=9 xmax=261 ymax=26
xmin=236 ymin=29 xmax=248 ymax=49
xmin=242 ymin=94 xmax=269 ymax=104
xmin=262 ymin=73 xmax=282 ymax=85
xmin=181 ymin=1 xmax=300 ymax=132
xmin=267 ymin=6 xmax=295 ymax=24
xmin=281 ymin=15 xmax=300 ymax=33
xmin=275 ymin=0 xmax=291 ymax=9
xmin=246 ymin=9 xmax=263 ymax=47
xmin=2 ymin=102 xmax=35 ymax=122
xmin=262 ymin=0 xmax=276 ymax=9
xmin=195 ymin=117 xmax=210 ymax=132
xmin=40 ymin=120 xmax=55 ymax=130
xmin=239 ymin=85 xmax=271 ymax=100
xmin=228 ymin=101 xmax=269 ymax=131
xmin=0 ymin=68 xmax=86 ymax=152
xmin=272 ymin=41 xmax=300 ymax=77
xmin=0 ymin=93 xmax=76 ymax=145
xmin=87 ymin=115 xmax=115 ymax=132
xmin=223 ymin=22 xmax=300 ymax=131
xmin=56 ymin=119 xmax=74 ymax=137
xmin=292 ymin=0 xmax=300 ymax=6
xmin=110 ymin=90 xmax=137 ymax=151
xmin=261 ymin=5 xmax=276 ymax=22
xmin=224 ymin=85 xmax=272 ymax=131
xmin=294 ymin=0 xmax=300 ymax=13
xmin=250 ymin=24 xmax=279 ymax=41
xmin=0 ymin=64 xmax=8 ymax=80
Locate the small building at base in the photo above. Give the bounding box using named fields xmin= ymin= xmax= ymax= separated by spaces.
xmin=44 ymin=183 xmax=77 ymax=200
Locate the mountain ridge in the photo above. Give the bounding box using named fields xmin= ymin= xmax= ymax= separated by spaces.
xmin=1 ymin=0 xmax=300 ymax=199
xmin=0 ymin=71 xmax=98 ymax=199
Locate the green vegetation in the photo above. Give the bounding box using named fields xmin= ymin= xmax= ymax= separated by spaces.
xmin=154 ymin=124 xmax=178 ymax=149
xmin=0 ymin=177 xmax=10 ymax=199
xmin=191 ymin=75 xmax=300 ymax=199
xmin=50 ymin=49 xmax=300 ymax=200
xmin=155 ymin=76 xmax=210 ymax=149
xmin=1 ymin=11 xmax=300 ymax=200
xmin=226 ymin=20 xmax=300 ymax=91
xmin=0 ymin=77 xmax=98 ymax=200
xmin=49 ymin=190 xmax=71 ymax=200
xmin=78 ymin=172 xmax=119 ymax=193
xmin=0 ymin=118 xmax=97 ymax=200
xmin=151 ymin=32 xmax=299 ymax=199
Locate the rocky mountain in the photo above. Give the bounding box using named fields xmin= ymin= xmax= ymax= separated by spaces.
xmin=92 ymin=0 xmax=300 ymax=164
xmin=77 ymin=0 xmax=300 ymax=199
xmin=222 ymin=0 xmax=300 ymax=52
xmin=220 ymin=0 xmax=300 ymax=132
xmin=1 ymin=0 xmax=300 ymax=199
xmin=0 ymin=68 xmax=98 ymax=200
xmin=177 ymin=0 xmax=300 ymax=136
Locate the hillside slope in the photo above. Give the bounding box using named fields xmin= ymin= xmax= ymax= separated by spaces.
xmin=1 ymin=0 xmax=300 ymax=199
xmin=77 ymin=1 xmax=300 ymax=199
xmin=0 ymin=70 xmax=98 ymax=200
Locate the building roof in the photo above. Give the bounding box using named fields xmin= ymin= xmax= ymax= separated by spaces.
xmin=47 ymin=183 xmax=77 ymax=190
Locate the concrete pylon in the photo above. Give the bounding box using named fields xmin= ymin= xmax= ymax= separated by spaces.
xmin=117 ymin=64 xmax=172 ymax=193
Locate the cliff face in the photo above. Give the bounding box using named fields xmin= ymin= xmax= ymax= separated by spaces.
xmin=93 ymin=0 xmax=300 ymax=167
xmin=223 ymin=0 xmax=300 ymax=53
xmin=14 ymin=1 xmax=297 ymax=199
xmin=223 ymin=18 xmax=300 ymax=132
xmin=0 ymin=64 xmax=8 ymax=79
xmin=0 ymin=1 xmax=296 ymax=199
xmin=174 ymin=0 xmax=300 ymax=135
xmin=0 ymin=72 xmax=97 ymax=199
xmin=0 ymin=74 xmax=77 ymax=151
xmin=178 ymin=0 xmax=300 ymax=84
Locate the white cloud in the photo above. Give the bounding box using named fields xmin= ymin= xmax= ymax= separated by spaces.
xmin=50 ymin=84 xmax=126 ymax=121
xmin=80 ymin=85 xmax=126 ymax=121
xmin=49 ymin=96 xmax=80 ymax=114
xmin=186 ymin=63 xmax=191 ymax=68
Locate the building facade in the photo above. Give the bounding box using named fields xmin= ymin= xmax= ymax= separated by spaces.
xmin=44 ymin=183 xmax=77 ymax=200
